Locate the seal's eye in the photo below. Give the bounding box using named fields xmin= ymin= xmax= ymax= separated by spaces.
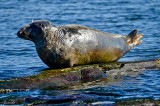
xmin=28 ymin=24 xmax=43 ymax=40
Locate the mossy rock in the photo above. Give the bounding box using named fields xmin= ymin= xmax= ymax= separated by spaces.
xmin=116 ymin=98 xmax=160 ymax=106
xmin=0 ymin=59 xmax=159 ymax=92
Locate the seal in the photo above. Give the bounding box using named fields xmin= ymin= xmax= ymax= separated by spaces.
xmin=17 ymin=20 xmax=143 ymax=68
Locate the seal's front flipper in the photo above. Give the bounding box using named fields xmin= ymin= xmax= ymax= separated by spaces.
xmin=127 ymin=29 xmax=144 ymax=48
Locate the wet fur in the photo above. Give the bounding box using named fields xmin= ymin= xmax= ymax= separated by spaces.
xmin=17 ymin=20 xmax=143 ymax=68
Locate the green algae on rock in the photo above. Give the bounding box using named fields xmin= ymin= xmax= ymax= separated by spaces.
xmin=116 ymin=98 xmax=160 ymax=106
xmin=0 ymin=59 xmax=159 ymax=92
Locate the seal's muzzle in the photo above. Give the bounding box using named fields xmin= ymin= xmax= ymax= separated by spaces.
xmin=17 ymin=26 xmax=32 ymax=40
xmin=17 ymin=20 xmax=54 ymax=41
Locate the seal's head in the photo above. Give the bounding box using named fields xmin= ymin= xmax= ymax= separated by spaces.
xmin=17 ymin=20 xmax=53 ymax=42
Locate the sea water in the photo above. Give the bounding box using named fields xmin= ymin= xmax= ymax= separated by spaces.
xmin=0 ymin=0 xmax=160 ymax=105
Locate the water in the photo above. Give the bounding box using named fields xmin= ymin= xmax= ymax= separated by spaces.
xmin=0 ymin=0 xmax=160 ymax=105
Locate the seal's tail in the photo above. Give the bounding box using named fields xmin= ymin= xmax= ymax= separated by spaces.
xmin=127 ymin=29 xmax=144 ymax=48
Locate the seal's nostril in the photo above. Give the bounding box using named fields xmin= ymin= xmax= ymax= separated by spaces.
xmin=19 ymin=28 xmax=24 ymax=34
xmin=17 ymin=28 xmax=24 ymax=38
xmin=19 ymin=30 xmax=22 ymax=34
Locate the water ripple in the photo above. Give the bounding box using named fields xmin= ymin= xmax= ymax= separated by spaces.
xmin=0 ymin=0 xmax=160 ymax=104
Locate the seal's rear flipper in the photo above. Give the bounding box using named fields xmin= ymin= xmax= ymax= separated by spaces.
xmin=127 ymin=29 xmax=144 ymax=48
xmin=128 ymin=29 xmax=138 ymax=38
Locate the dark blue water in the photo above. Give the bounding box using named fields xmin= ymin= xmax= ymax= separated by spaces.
xmin=0 ymin=0 xmax=160 ymax=105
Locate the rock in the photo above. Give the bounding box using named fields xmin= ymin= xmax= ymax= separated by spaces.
xmin=0 ymin=59 xmax=159 ymax=92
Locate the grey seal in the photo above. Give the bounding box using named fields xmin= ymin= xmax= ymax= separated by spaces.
xmin=17 ymin=20 xmax=143 ymax=68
